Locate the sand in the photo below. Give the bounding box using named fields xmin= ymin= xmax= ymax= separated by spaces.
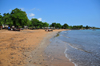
xmin=0 ymin=29 xmax=74 ymax=66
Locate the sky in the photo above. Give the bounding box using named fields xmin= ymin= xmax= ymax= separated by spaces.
xmin=0 ymin=0 xmax=100 ymax=27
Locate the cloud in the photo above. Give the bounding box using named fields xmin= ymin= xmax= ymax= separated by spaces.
xmin=9 ymin=9 xmax=12 ymax=11
xmin=20 ymin=8 xmax=24 ymax=10
xmin=43 ymin=20 xmax=46 ymax=22
xmin=38 ymin=18 xmax=42 ymax=21
xmin=37 ymin=9 xmax=40 ymax=11
xmin=31 ymin=8 xmax=35 ymax=10
xmin=29 ymin=13 xmax=35 ymax=17
xmin=30 ymin=8 xmax=40 ymax=11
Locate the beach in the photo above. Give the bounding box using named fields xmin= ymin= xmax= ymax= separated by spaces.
xmin=0 ymin=29 xmax=74 ymax=66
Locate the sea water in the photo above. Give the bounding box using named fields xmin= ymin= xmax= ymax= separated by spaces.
xmin=56 ymin=29 xmax=100 ymax=66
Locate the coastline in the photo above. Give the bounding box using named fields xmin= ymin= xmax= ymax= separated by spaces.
xmin=25 ymin=31 xmax=59 ymax=66
xmin=0 ymin=29 xmax=74 ymax=66
xmin=25 ymin=29 xmax=74 ymax=66
xmin=44 ymin=31 xmax=74 ymax=66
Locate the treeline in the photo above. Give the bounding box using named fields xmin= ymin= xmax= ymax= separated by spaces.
xmin=0 ymin=8 xmax=99 ymax=29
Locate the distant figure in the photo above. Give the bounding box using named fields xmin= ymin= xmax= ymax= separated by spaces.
xmin=8 ymin=27 xmax=10 ymax=30
xmin=45 ymin=29 xmax=53 ymax=32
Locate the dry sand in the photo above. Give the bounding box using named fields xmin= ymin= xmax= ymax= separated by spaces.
xmin=0 ymin=29 xmax=74 ymax=66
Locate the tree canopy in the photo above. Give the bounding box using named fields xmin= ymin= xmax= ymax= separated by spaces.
xmin=50 ymin=23 xmax=56 ymax=27
xmin=0 ymin=13 xmax=3 ymax=25
xmin=62 ymin=23 xmax=69 ymax=29
xmin=50 ymin=23 xmax=61 ymax=29
xmin=3 ymin=13 xmax=13 ymax=26
xmin=0 ymin=8 xmax=98 ymax=29
xmin=43 ymin=22 xmax=49 ymax=27
xmin=11 ymin=8 xmax=28 ymax=27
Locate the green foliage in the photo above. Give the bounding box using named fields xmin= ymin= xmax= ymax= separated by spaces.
xmin=86 ymin=25 xmax=89 ymax=29
xmin=0 ymin=8 xmax=99 ymax=29
xmin=68 ymin=26 xmax=73 ymax=29
xmin=69 ymin=25 xmax=93 ymax=29
xmin=50 ymin=22 xmax=56 ymax=27
xmin=11 ymin=8 xmax=28 ymax=27
xmin=50 ymin=23 xmax=61 ymax=29
xmin=68 ymin=25 xmax=84 ymax=29
xmin=0 ymin=13 xmax=3 ymax=25
xmin=27 ymin=19 xmax=32 ymax=27
xmin=31 ymin=18 xmax=40 ymax=28
xmin=55 ymin=23 xmax=62 ymax=29
xmin=43 ymin=22 xmax=49 ymax=27
xmin=31 ymin=18 xmax=47 ymax=28
xmin=62 ymin=23 xmax=68 ymax=29
xmin=37 ymin=21 xmax=43 ymax=28
xmin=3 ymin=13 xmax=13 ymax=26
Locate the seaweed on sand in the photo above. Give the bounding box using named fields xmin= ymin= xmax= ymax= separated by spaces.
xmin=54 ymin=31 xmax=61 ymax=38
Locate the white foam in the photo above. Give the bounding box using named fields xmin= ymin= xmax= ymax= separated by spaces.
xmin=64 ymin=48 xmax=78 ymax=66
xmin=64 ymin=32 xmax=67 ymax=33
xmin=72 ymin=62 xmax=78 ymax=66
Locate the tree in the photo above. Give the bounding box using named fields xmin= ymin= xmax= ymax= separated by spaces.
xmin=86 ymin=25 xmax=89 ymax=29
xmin=62 ymin=23 xmax=69 ymax=29
xmin=80 ymin=25 xmax=83 ymax=29
xmin=11 ymin=8 xmax=28 ymax=27
xmin=37 ymin=21 xmax=43 ymax=28
xmin=27 ymin=19 xmax=32 ymax=27
xmin=31 ymin=18 xmax=40 ymax=28
xmin=43 ymin=22 xmax=49 ymax=27
xmin=50 ymin=22 xmax=56 ymax=27
xmin=0 ymin=13 xmax=3 ymax=25
xmin=3 ymin=13 xmax=13 ymax=26
xmin=69 ymin=26 xmax=73 ymax=29
xmin=55 ymin=23 xmax=62 ymax=29
xmin=72 ymin=26 xmax=77 ymax=29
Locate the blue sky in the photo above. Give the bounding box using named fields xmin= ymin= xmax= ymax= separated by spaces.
xmin=0 ymin=0 xmax=100 ymax=27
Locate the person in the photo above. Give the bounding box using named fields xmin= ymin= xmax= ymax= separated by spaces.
xmin=8 ymin=27 xmax=10 ymax=30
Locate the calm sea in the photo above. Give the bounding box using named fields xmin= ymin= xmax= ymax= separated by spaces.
xmin=56 ymin=29 xmax=100 ymax=66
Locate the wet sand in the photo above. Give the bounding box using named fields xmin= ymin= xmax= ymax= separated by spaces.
xmin=44 ymin=36 xmax=74 ymax=66
xmin=0 ymin=29 xmax=74 ymax=66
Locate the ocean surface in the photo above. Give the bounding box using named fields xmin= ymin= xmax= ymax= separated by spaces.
xmin=52 ymin=29 xmax=100 ymax=66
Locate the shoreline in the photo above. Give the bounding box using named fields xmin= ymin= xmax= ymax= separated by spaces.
xmin=44 ymin=31 xmax=74 ymax=66
xmin=25 ymin=29 xmax=74 ymax=66
xmin=0 ymin=29 xmax=74 ymax=66
xmin=25 ymin=31 xmax=59 ymax=66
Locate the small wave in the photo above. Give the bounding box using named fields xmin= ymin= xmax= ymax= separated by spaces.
xmin=61 ymin=35 xmax=70 ymax=38
xmin=64 ymin=32 xmax=67 ymax=33
xmin=64 ymin=47 xmax=78 ymax=66
xmin=72 ymin=62 xmax=78 ymax=66
xmin=63 ymin=41 xmax=92 ymax=53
